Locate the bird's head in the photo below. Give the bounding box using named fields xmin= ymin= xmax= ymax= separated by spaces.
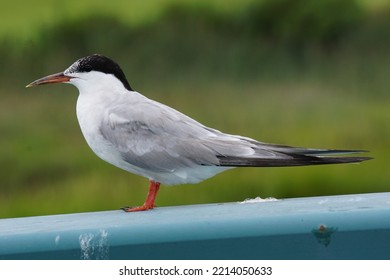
xmin=26 ymin=54 xmax=133 ymax=92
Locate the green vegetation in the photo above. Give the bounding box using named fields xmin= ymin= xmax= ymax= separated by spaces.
xmin=0 ymin=0 xmax=389 ymax=218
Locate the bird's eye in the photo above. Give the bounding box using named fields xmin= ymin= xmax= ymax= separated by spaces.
xmin=83 ymin=65 xmax=93 ymax=72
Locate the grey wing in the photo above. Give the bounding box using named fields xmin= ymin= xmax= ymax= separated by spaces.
xmin=98 ymin=101 xmax=243 ymax=172
xmin=99 ymin=100 xmax=371 ymax=172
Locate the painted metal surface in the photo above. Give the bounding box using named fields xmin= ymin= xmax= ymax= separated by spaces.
xmin=1 ymin=192 xmax=390 ymax=259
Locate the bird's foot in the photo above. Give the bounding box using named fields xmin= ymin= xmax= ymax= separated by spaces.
xmin=121 ymin=204 xmax=154 ymax=212
xmin=121 ymin=181 xmax=160 ymax=213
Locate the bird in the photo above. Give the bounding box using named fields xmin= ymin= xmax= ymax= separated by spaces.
xmin=26 ymin=54 xmax=371 ymax=212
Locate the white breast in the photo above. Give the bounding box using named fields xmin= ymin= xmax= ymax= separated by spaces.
xmin=76 ymin=92 xmax=124 ymax=167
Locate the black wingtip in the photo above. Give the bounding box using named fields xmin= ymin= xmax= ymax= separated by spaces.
xmin=217 ymin=155 xmax=372 ymax=167
xmin=316 ymin=156 xmax=373 ymax=164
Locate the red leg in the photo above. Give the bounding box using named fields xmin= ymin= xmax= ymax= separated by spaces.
xmin=122 ymin=181 xmax=161 ymax=212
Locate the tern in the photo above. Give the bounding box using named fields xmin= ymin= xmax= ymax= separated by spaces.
xmin=27 ymin=54 xmax=370 ymax=212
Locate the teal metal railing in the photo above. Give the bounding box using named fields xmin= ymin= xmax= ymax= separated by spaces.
xmin=1 ymin=192 xmax=390 ymax=259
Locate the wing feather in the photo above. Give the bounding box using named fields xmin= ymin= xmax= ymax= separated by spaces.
xmin=99 ymin=98 xmax=371 ymax=172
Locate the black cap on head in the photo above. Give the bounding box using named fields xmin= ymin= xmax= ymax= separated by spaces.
xmin=66 ymin=54 xmax=133 ymax=91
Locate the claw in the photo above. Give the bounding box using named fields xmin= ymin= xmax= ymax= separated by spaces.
xmin=121 ymin=205 xmax=154 ymax=212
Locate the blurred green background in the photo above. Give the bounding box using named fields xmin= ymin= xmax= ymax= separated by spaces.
xmin=0 ymin=0 xmax=389 ymax=218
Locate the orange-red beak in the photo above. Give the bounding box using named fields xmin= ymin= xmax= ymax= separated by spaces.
xmin=26 ymin=72 xmax=71 ymax=88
